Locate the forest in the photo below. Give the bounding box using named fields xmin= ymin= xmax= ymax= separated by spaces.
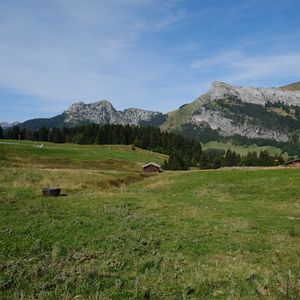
xmin=0 ymin=124 xmax=287 ymax=170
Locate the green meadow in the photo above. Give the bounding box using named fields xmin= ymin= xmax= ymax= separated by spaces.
xmin=202 ymin=141 xmax=285 ymax=157
xmin=0 ymin=142 xmax=300 ymax=299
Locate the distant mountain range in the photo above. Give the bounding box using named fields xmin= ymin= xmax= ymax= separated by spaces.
xmin=2 ymin=81 xmax=300 ymax=144
xmin=0 ymin=121 xmax=20 ymax=129
xmin=19 ymin=100 xmax=166 ymax=129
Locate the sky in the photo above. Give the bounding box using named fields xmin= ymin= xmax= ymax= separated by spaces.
xmin=1 ymin=0 xmax=300 ymax=122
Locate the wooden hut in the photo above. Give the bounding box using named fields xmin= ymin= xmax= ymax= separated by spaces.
xmin=284 ymin=158 xmax=300 ymax=167
xmin=142 ymin=162 xmax=162 ymax=173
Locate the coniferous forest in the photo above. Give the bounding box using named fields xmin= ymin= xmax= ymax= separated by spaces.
xmin=1 ymin=124 xmax=287 ymax=170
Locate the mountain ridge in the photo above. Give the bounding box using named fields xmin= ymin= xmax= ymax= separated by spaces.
xmin=3 ymin=81 xmax=300 ymax=144
xmin=164 ymin=81 xmax=300 ymax=143
xmin=19 ymin=100 xmax=167 ymax=130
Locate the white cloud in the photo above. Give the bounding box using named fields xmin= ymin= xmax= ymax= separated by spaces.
xmin=0 ymin=0 xmax=189 ymax=115
xmin=191 ymin=50 xmax=300 ymax=85
xmin=1 ymin=0 xmax=300 ymax=122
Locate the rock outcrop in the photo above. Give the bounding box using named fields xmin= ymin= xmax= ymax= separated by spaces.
xmin=209 ymin=81 xmax=300 ymax=106
xmin=20 ymin=100 xmax=165 ymax=129
xmin=163 ymin=81 xmax=300 ymax=142
xmin=64 ymin=100 xmax=163 ymax=126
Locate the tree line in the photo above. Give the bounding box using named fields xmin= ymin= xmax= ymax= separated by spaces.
xmin=186 ymin=148 xmax=285 ymax=170
xmin=1 ymin=124 xmax=288 ymax=170
xmin=1 ymin=124 xmax=202 ymax=169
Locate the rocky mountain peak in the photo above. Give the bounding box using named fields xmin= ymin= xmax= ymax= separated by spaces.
xmin=62 ymin=99 xmax=163 ymax=126
xmin=92 ymin=100 xmax=115 ymax=109
xmin=208 ymin=81 xmax=300 ymax=106
xmin=0 ymin=121 xmax=20 ymax=129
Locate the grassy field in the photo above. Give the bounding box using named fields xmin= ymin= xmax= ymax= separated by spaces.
xmin=0 ymin=141 xmax=167 ymax=171
xmin=202 ymin=141 xmax=286 ymax=157
xmin=1 ymin=142 xmax=300 ymax=299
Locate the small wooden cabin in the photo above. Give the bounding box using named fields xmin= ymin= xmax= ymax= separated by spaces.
xmin=142 ymin=162 xmax=162 ymax=173
xmin=285 ymin=158 xmax=300 ymax=167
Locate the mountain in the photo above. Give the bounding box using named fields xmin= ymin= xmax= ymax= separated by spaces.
xmin=0 ymin=121 xmax=20 ymax=129
xmin=161 ymin=81 xmax=300 ymax=143
xmin=280 ymin=82 xmax=300 ymax=91
xmin=21 ymin=100 xmax=166 ymax=129
xmin=17 ymin=81 xmax=300 ymax=144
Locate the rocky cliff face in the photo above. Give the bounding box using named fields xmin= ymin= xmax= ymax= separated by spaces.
xmin=64 ymin=100 xmax=164 ymax=126
xmin=190 ymin=107 xmax=289 ymax=141
xmin=65 ymin=101 xmax=118 ymax=125
xmin=209 ymin=81 xmax=300 ymax=106
xmin=163 ymin=81 xmax=300 ymax=142
xmin=20 ymin=100 xmax=165 ymax=129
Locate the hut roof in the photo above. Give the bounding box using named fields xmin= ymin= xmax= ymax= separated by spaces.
xmin=284 ymin=158 xmax=300 ymax=165
xmin=142 ymin=162 xmax=161 ymax=169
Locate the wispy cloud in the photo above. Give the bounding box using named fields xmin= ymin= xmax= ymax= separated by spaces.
xmin=0 ymin=0 xmax=300 ymax=122
xmin=191 ymin=50 xmax=300 ymax=86
xmin=0 ymin=1 xmax=185 ymax=99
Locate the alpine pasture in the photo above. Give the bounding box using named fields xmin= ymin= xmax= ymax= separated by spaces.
xmin=0 ymin=141 xmax=300 ymax=299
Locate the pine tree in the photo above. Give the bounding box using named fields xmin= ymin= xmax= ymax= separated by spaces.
xmin=10 ymin=125 xmax=21 ymax=140
xmin=241 ymin=151 xmax=259 ymax=166
xmin=140 ymin=134 xmax=149 ymax=149
xmin=213 ymin=156 xmax=224 ymax=169
xmin=258 ymin=150 xmax=273 ymax=166
xmin=52 ymin=128 xmax=64 ymax=143
xmin=164 ymin=151 xmax=189 ymax=170
xmin=199 ymin=151 xmax=211 ymax=169
xmin=191 ymin=140 xmax=202 ymax=165
xmin=37 ymin=127 xmax=49 ymax=141
xmin=225 ymin=149 xmax=233 ymax=166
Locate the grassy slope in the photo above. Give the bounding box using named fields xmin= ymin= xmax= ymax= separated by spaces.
xmin=280 ymin=82 xmax=300 ymax=91
xmin=1 ymin=143 xmax=300 ymax=299
xmin=202 ymin=141 xmax=285 ymax=157
xmin=160 ymin=94 xmax=210 ymax=131
xmin=162 ymin=97 xmax=286 ymax=157
xmin=0 ymin=141 xmax=167 ymax=171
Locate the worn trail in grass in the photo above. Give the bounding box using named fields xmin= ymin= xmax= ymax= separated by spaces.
xmin=0 ymin=142 xmax=300 ymax=299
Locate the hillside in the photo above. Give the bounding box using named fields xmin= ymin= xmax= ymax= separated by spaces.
xmin=162 ymin=81 xmax=300 ymax=143
xmin=0 ymin=141 xmax=167 ymax=171
xmin=1 ymin=144 xmax=300 ymax=298
xmin=280 ymin=81 xmax=300 ymax=91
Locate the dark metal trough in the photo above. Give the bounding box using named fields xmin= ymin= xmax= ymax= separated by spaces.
xmin=42 ymin=187 xmax=61 ymax=197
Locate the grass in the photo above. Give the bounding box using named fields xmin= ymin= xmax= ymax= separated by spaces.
xmin=0 ymin=140 xmax=167 ymax=171
xmin=202 ymin=141 xmax=286 ymax=157
xmin=160 ymin=94 xmax=210 ymax=131
xmin=280 ymin=82 xmax=300 ymax=91
xmin=1 ymin=142 xmax=300 ymax=299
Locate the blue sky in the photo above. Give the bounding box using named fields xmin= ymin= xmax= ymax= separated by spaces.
xmin=1 ymin=0 xmax=300 ymax=122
